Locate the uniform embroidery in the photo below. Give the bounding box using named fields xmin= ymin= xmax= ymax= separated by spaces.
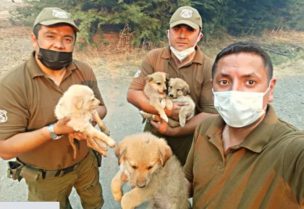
xmin=52 ymin=9 xmax=70 ymax=19
xmin=0 ymin=110 xmax=8 ymax=123
xmin=134 ymin=70 xmax=141 ymax=78
xmin=180 ymin=9 xmax=193 ymax=18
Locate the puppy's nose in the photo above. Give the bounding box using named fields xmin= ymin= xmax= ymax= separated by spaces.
xmin=169 ymin=94 xmax=174 ymax=98
xmin=136 ymin=182 xmax=146 ymax=188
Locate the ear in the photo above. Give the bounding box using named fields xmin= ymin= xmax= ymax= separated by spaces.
xmin=72 ymin=96 xmax=84 ymax=109
xmin=146 ymin=74 xmax=154 ymax=83
xmin=182 ymin=83 xmax=190 ymax=96
xmin=157 ymin=138 xmax=172 ymax=166
xmin=267 ymin=78 xmax=277 ymax=103
xmin=115 ymin=141 xmax=127 ymax=165
xmin=31 ymin=32 xmax=39 ymax=51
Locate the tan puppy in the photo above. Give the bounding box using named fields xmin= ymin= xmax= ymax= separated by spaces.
xmin=111 ymin=132 xmax=188 ymax=209
xmin=55 ymin=84 xmax=116 ymax=159
xmin=167 ymin=78 xmax=195 ymax=127
xmin=143 ymin=72 xmax=172 ymax=122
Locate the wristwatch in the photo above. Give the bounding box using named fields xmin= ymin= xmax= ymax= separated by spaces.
xmin=47 ymin=124 xmax=63 ymax=140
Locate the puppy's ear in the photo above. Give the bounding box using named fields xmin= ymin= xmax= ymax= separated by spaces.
xmin=146 ymin=74 xmax=154 ymax=83
xmin=157 ymin=138 xmax=172 ymax=166
xmin=115 ymin=141 xmax=127 ymax=165
xmin=182 ymin=83 xmax=190 ymax=96
xmin=72 ymin=96 xmax=84 ymax=109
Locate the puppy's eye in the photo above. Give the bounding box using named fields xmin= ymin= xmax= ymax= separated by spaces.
xmin=147 ymin=165 xmax=153 ymax=170
xmin=177 ymin=89 xmax=182 ymax=92
xmin=131 ymin=165 xmax=138 ymax=170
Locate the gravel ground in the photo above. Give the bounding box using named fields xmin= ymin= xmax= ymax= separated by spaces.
xmin=0 ymin=0 xmax=303 ymax=208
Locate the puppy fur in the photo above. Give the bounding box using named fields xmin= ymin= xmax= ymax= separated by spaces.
xmin=143 ymin=72 xmax=173 ymax=122
xmin=111 ymin=132 xmax=189 ymax=209
xmin=167 ymin=78 xmax=195 ymax=127
xmin=55 ymin=84 xmax=115 ymax=159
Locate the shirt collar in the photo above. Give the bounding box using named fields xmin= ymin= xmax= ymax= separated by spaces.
xmin=27 ymin=51 xmax=77 ymax=79
xmin=206 ymin=105 xmax=279 ymax=153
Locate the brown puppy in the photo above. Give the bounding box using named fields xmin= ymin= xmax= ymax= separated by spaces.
xmin=143 ymin=72 xmax=172 ymax=122
xmin=55 ymin=84 xmax=116 ymax=159
xmin=167 ymin=78 xmax=195 ymax=127
xmin=111 ymin=132 xmax=188 ymax=209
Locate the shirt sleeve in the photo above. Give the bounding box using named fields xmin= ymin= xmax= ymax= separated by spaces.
xmin=0 ymin=80 xmax=29 ymax=140
xmin=283 ymin=132 xmax=304 ymax=204
xmin=198 ymin=57 xmax=217 ymax=114
xmin=128 ymin=52 xmax=155 ymax=91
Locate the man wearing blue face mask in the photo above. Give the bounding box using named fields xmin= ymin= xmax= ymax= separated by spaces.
xmin=0 ymin=7 xmax=107 ymax=209
xmin=184 ymin=42 xmax=304 ymax=208
xmin=127 ymin=6 xmax=217 ymax=166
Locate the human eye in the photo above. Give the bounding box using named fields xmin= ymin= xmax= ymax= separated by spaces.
xmin=246 ymin=80 xmax=257 ymax=87
xmin=63 ymin=37 xmax=74 ymax=44
xmin=45 ymin=34 xmax=55 ymax=40
xmin=218 ymin=79 xmax=230 ymax=86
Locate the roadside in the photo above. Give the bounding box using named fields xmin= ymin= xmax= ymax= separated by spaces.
xmin=0 ymin=1 xmax=303 ymax=208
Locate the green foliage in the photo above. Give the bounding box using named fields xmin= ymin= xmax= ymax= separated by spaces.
xmin=10 ymin=0 xmax=304 ymax=46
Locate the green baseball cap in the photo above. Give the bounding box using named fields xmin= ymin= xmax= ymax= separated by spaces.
xmin=33 ymin=7 xmax=79 ymax=32
xmin=169 ymin=6 xmax=202 ymax=29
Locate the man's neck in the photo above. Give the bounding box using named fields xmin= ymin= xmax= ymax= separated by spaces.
xmin=35 ymin=55 xmax=66 ymax=86
xmin=222 ymin=114 xmax=266 ymax=152
xmin=172 ymin=50 xmax=196 ymax=68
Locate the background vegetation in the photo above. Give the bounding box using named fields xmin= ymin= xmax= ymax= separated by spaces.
xmin=10 ymin=0 xmax=304 ymax=47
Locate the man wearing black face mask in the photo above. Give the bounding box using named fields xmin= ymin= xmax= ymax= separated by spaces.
xmin=0 ymin=7 xmax=106 ymax=209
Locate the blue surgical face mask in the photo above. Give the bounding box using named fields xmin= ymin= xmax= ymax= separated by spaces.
xmin=38 ymin=48 xmax=73 ymax=70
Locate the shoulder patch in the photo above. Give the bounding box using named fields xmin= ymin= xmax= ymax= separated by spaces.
xmin=0 ymin=110 xmax=8 ymax=123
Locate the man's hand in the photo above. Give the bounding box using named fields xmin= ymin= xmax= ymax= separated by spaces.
xmin=150 ymin=119 xmax=177 ymax=136
xmin=166 ymin=102 xmax=189 ymax=121
xmin=53 ymin=117 xmax=74 ymax=135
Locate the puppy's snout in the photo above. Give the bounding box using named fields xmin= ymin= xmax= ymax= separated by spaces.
xmin=169 ymin=93 xmax=174 ymax=98
xmin=136 ymin=181 xmax=147 ymax=188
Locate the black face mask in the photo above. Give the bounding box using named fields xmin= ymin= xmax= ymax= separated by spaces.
xmin=38 ymin=48 xmax=73 ymax=70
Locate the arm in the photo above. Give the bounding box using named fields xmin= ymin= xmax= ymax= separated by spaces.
xmin=0 ymin=118 xmax=74 ymax=160
xmin=150 ymin=111 xmax=215 ymax=137
xmin=127 ymin=89 xmax=160 ymax=115
xmin=96 ymin=104 xmax=107 ymax=119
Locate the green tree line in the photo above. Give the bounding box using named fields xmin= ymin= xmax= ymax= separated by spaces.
xmin=11 ymin=0 xmax=304 ymax=46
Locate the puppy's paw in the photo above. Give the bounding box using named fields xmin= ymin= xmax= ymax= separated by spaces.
xmin=112 ymin=189 xmax=123 ymax=202
xmin=160 ymin=114 xmax=169 ymax=123
xmin=166 ymin=99 xmax=173 ymax=110
xmin=121 ymin=194 xmax=135 ymax=209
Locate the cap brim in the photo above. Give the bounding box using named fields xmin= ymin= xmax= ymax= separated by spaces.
xmin=40 ymin=19 xmax=79 ymax=32
xmin=170 ymin=20 xmax=199 ymax=29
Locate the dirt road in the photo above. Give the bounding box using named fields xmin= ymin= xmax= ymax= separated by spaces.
xmin=0 ymin=0 xmax=303 ymax=208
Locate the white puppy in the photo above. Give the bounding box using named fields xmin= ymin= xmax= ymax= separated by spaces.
xmin=55 ymin=84 xmax=116 ymax=159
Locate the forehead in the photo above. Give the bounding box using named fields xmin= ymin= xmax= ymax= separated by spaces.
xmin=215 ymin=52 xmax=267 ymax=77
xmin=39 ymin=24 xmax=75 ymax=36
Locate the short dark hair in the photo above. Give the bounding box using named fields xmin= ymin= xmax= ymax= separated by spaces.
xmin=33 ymin=23 xmax=42 ymax=38
xmin=211 ymin=42 xmax=273 ymax=81
xmin=32 ymin=23 xmax=77 ymax=39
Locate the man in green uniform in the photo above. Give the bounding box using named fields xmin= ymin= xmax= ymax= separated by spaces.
xmin=127 ymin=6 xmax=217 ymax=165
xmin=184 ymin=41 xmax=304 ymax=208
xmin=0 ymin=7 xmax=107 ymax=209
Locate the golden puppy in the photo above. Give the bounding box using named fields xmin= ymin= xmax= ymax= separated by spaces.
xmin=111 ymin=132 xmax=188 ymax=209
xmin=167 ymin=78 xmax=195 ymax=127
xmin=143 ymin=72 xmax=172 ymax=122
xmin=55 ymin=84 xmax=116 ymax=159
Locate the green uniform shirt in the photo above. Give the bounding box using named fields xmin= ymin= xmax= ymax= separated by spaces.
xmin=184 ymin=105 xmax=304 ymax=208
xmin=129 ymin=46 xmax=216 ymax=165
xmin=0 ymin=53 xmax=104 ymax=170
